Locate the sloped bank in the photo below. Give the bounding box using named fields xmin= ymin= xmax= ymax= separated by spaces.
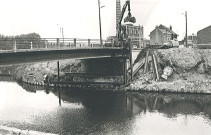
xmin=14 ymin=60 xmax=81 ymax=85
xmin=127 ymin=48 xmax=211 ymax=94
xmin=13 ymin=59 xmax=121 ymax=90
xmin=12 ymin=48 xmax=211 ymax=93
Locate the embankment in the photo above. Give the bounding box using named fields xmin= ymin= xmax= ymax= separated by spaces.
xmin=3 ymin=48 xmax=211 ymax=93
xmin=128 ymin=48 xmax=211 ymax=93
xmin=14 ymin=59 xmax=81 ymax=85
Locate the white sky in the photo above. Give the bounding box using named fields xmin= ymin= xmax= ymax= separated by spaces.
xmin=0 ymin=0 xmax=211 ymax=40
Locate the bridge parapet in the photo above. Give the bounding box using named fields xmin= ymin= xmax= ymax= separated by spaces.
xmin=0 ymin=38 xmax=119 ymax=52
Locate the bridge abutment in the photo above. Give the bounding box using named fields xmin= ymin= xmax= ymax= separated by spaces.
xmin=79 ymin=57 xmax=125 ymax=76
xmin=63 ymin=57 xmax=127 ymax=84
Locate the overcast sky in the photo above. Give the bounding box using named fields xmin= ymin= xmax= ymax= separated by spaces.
xmin=0 ymin=0 xmax=211 ymax=40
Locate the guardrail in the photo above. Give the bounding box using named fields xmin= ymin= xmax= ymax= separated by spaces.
xmin=0 ymin=38 xmax=118 ymax=52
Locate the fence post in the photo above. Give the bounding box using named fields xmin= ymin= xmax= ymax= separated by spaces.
xmin=88 ymin=39 xmax=90 ymax=47
xmin=13 ymin=39 xmax=16 ymax=52
xmin=45 ymin=41 xmax=47 ymax=49
xmin=143 ymin=50 xmax=149 ymax=73
xmin=37 ymin=38 xmax=40 ymax=50
xmin=74 ymin=38 xmax=76 ymax=48
xmin=152 ymin=54 xmax=159 ymax=81
xmin=31 ymin=42 xmax=33 ymax=49
xmin=57 ymin=38 xmax=60 ymax=49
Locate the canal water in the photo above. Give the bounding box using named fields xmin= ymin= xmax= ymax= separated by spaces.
xmin=1 ymin=77 xmax=211 ymax=135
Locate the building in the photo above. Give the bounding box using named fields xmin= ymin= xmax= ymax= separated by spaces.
xmin=123 ymin=23 xmax=144 ymax=48
xmin=116 ymin=0 xmax=144 ymax=48
xmin=150 ymin=24 xmax=178 ymax=46
xmin=197 ymin=25 xmax=211 ymax=45
xmin=188 ymin=34 xmax=197 ymax=45
xmin=182 ymin=34 xmax=197 ymax=46
xmin=143 ymin=38 xmax=150 ymax=48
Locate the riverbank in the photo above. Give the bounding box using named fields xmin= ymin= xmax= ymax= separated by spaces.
xmin=13 ymin=59 xmax=81 ymax=85
xmin=127 ymin=48 xmax=211 ymax=93
xmin=2 ymin=48 xmax=211 ymax=93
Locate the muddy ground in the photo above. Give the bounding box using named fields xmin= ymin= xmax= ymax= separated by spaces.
xmin=128 ymin=48 xmax=211 ymax=93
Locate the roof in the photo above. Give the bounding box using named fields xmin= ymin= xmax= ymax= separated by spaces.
xmin=158 ymin=24 xmax=178 ymax=35
xmin=197 ymin=25 xmax=211 ymax=33
xmin=159 ymin=29 xmax=172 ymax=35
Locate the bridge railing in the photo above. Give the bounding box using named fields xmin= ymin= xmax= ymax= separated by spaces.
xmin=0 ymin=38 xmax=118 ymax=52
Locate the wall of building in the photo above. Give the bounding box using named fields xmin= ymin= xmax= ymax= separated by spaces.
xmin=197 ymin=25 xmax=211 ymax=44
xmin=150 ymin=28 xmax=163 ymax=45
xmin=125 ymin=24 xmax=144 ymax=48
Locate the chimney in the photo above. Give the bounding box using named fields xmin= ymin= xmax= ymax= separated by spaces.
xmin=116 ymin=0 xmax=121 ymax=33
xmin=170 ymin=25 xmax=172 ymax=30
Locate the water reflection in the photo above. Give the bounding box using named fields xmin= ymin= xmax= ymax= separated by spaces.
xmin=126 ymin=93 xmax=211 ymax=118
xmin=50 ymin=87 xmax=211 ymax=119
xmin=1 ymin=80 xmax=211 ymax=134
xmin=0 ymin=75 xmax=14 ymax=82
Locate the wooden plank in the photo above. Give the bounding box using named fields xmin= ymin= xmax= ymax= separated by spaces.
xmin=143 ymin=50 xmax=149 ymax=73
xmin=152 ymin=54 xmax=159 ymax=81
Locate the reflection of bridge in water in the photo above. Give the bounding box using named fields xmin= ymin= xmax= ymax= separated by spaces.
xmin=19 ymin=81 xmax=211 ymax=119
xmin=52 ymin=90 xmax=211 ymax=119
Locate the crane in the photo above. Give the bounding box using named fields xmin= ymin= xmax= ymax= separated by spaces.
xmin=117 ymin=0 xmax=136 ymax=39
xmin=116 ymin=0 xmax=136 ymax=47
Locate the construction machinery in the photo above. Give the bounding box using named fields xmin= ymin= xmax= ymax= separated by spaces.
xmin=115 ymin=0 xmax=136 ymax=47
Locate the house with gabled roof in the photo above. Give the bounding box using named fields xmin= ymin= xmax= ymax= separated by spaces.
xmin=150 ymin=24 xmax=178 ymax=46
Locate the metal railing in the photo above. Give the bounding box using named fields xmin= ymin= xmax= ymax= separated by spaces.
xmin=0 ymin=38 xmax=120 ymax=52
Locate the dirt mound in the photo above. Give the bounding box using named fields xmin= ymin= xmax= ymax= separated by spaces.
xmin=156 ymin=48 xmax=202 ymax=70
xmin=130 ymin=48 xmax=211 ymax=93
xmin=200 ymin=49 xmax=211 ymax=68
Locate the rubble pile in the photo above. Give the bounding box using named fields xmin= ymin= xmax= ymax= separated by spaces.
xmin=129 ymin=48 xmax=211 ymax=93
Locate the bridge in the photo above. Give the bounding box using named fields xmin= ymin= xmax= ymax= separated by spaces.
xmin=0 ymin=38 xmax=142 ymax=85
xmin=0 ymin=38 xmax=126 ymax=65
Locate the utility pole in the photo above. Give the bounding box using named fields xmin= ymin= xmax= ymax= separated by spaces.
xmin=57 ymin=24 xmax=64 ymax=45
xmin=182 ymin=11 xmax=188 ymax=47
xmin=61 ymin=27 xmax=64 ymax=45
xmin=98 ymin=0 xmax=103 ymax=47
xmin=185 ymin=11 xmax=188 ymax=47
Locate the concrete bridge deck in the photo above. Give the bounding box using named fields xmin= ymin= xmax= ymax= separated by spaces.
xmin=0 ymin=47 xmax=126 ymax=66
xmin=0 ymin=37 xmax=143 ymax=85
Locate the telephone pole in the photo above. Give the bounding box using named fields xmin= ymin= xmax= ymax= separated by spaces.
xmin=98 ymin=0 xmax=103 ymax=47
xmin=185 ymin=11 xmax=187 ymax=47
